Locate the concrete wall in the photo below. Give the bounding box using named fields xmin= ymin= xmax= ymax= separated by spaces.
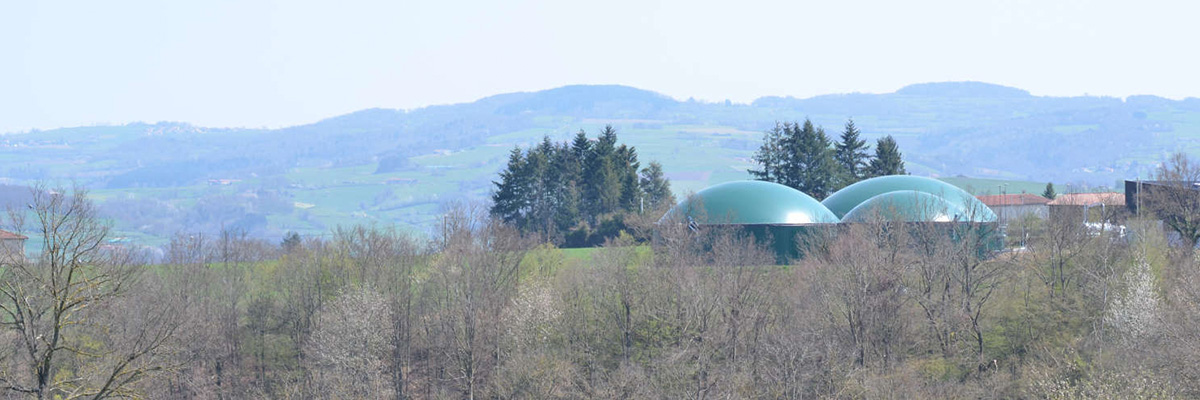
xmin=1048 ymin=204 xmax=1127 ymax=223
xmin=992 ymin=204 xmax=1048 ymax=224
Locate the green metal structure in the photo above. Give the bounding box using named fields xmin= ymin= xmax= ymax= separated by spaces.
xmin=662 ymin=180 xmax=838 ymax=262
xmin=842 ymin=190 xmax=968 ymax=223
xmin=823 ymin=175 xmax=997 ymax=221
xmin=666 ymin=180 xmax=838 ymax=225
xmin=660 ymin=178 xmax=1002 ymax=262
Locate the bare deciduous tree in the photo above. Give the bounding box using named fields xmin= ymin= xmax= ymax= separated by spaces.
xmin=1031 ymin=213 xmax=1092 ymax=298
xmin=305 ymin=287 xmax=396 ymax=398
xmin=0 ymin=186 xmax=177 ymax=399
xmin=817 ymin=223 xmax=909 ymax=370
xmin=426 ymin=202 xmax=528 ymax=399
xmin=1143 ymin=152 xmax=1200 ymax=248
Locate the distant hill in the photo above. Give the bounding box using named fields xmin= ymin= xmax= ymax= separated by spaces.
xmin=2 ymin=82 xmax=1198 ymax=243
xmin=894 ymin=81 xmax=1032 ymax=98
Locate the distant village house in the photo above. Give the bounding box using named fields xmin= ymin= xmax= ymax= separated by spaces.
xmin=0 ymin=229 xmax=27 ymax=264
xmin=1047 ymin=192 xmax=1126 ymax=223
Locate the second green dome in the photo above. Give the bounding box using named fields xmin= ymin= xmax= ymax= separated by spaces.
xmin=822 ymin=175 xmax=997 ymax=222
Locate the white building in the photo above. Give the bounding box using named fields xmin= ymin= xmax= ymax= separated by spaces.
xmin=976 ymin=194 xmax=1050 ymax=224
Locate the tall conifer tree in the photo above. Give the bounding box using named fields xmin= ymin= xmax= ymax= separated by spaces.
xmin=524 ymin=137 xmax=555 ymax=237
xmin=640 ymin=161 xmax=675 ymax=212
xmin=785 ymin=120 xmax=837 ymax=199
xmin=551 ymin=142 xmax=581 ymax=233
xmin=834 ymin=119 xmax=870 ymax=189
xmin=490 ymin=125 xmax=670 ymax=245
xmin=749 ymin=122 xmax=787 ymax=183
xmin=586 ymin=125 xmax=622 ymax=217
xmin=750 ymin=119 xmax=838 ymax=198
xmin=1042 ymin=182 xmax=1057 ymax=200
xmin=868 ymin=135 xmax=907 ymax=177
xmin=491 ymin=147 xmax=529 ymax=228
xmin=616 ymin=144 xmax=641 ymax=212
xmin=571 ymin=130 xmax=591 ymax=163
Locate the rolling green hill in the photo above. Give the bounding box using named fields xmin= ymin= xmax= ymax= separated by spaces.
xmin=2 ymin=81 xmax=1195 ymax=245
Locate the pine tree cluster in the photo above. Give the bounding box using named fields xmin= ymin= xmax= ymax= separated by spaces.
xmin=491 ymin=125 xmax=675 ymax=246
xmin=750 ymin=118 xmax=906 ymax=199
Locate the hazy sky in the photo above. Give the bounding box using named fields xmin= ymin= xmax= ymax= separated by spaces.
xmin=2 ymin=0 xmax=1198 ymax=133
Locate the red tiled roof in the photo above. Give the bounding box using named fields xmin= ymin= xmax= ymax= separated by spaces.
xmin=976 ymin=194 xmax=1050 ymax=207
xmin=0 ymin=229 xmax=27 ymax=240
xmin=1047 ymin=192 xmax=1125 ymax=206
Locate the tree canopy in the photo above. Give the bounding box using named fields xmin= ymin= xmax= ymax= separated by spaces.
xmin=491 ymin=126 xmax=673 ymax=246
xmin=868 ymin=135 xmax=907 ymax=177
xmin=834 ymin=119 xmax=871 ymax=188
xmin=750 ymin=119 xmax=906 ymax=199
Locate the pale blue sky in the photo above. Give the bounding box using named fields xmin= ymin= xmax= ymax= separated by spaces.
xmin=2 ymin=0 xmax=1197 ymax=133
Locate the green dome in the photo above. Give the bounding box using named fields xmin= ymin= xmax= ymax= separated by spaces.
xmin=665 ymin=180 xmax=838 ymax=225
xmin=823 ymin=175 xmax=997 ymax=222
xmin=842 ymin=190 xmax=966 ymax=223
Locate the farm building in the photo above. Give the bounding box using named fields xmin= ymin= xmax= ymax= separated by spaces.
xmin=1124 ymin=180 xmax=1200 ymax=213
xmin=664 ymin=176 xmax=1000 ymax=261
xmin=1047 ymin=193 xmax=1126 ymax=223
xmin=0 ymin=229 xmax=27 ymax=264
xmin=976 ymin=193 xmax=1050 ymax=224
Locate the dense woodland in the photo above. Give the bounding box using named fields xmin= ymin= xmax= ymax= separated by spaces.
xmin=4 ymin=176 xmax=1200 ymax=399
xmin=4 ymin=138 xmax=1200 ymax=399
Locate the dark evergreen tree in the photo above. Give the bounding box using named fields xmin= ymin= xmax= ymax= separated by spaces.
xmin=490 ymin=125 xmax=670 ymax=246
xmin=570 ymin=129 xmax=591 ymax=165
xmin=785 ymin=120 xmax=837 ymax=199
xmin=1042 ymin=182 xmax=1057 ymax=200
xmin=280 ymin=231 xmax=302 ymax=252
xmin=524 ymin=137 xmax=555 ymax=237
xmin=491 ymin=147 xmax=530 ymax=228
xmin=640 ymin=161 xmax=675 ymax=212
xmin=616 ymin=144 xmax=641 ymax=212
xmin=551 ymin=141 xmax=581 ymax=234
xmin=568 ymin=129 xmax=592 ymax=182
xmin=750 ymin=119 xmax=839 ymax=199
xmin=597 ymin=125 xmax=618 ymax=150
xmin=868 ymin=135 xmax=907 ymax=177
xmin=834 ymin=118 xmax=870 ymax=189
xmin=585 ymin=125 xmax=622 ymax=218
xmin=749 ymin=122 xmax=787 ymax=183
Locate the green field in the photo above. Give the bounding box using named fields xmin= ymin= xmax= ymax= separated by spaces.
xmin=81 ymin=120 xmax=1125 ymax=246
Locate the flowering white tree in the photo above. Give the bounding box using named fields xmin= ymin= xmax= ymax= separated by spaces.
xmin=305 ymin=288 xmax=395 ymax=398
xmin=1105 ymin=255 xmax=1161 ymax=343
